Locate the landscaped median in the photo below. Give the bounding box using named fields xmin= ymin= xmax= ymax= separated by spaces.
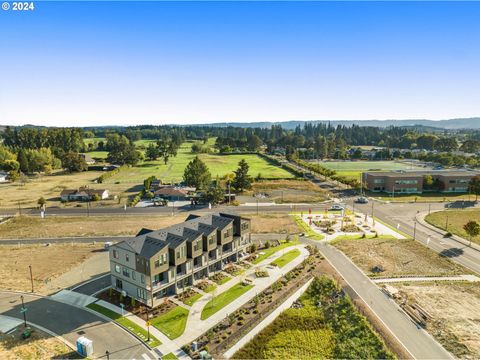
xmin=201 ymin=283 xmax=254 ymax=320
xmin=86 ymin=302 xmax=161 ymax=348
xmin=252 ymin=240 xmax=298 ymax=264
xmin=270 ymin=249 xmax=301 ymax=268
xmin=151 ymin=306 xmax=189 ymax=340
xmin=292 ymin=215 xmax=325 ymax=240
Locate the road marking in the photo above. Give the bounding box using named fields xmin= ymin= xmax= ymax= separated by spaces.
xmin=141 ymin=353 xmax=152 ymax=360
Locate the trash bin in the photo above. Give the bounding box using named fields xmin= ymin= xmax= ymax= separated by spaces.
xmin=22 ymin=328 xmax=31 ymax=339
xmin=76 ymin=336 xmax=94 ymax=357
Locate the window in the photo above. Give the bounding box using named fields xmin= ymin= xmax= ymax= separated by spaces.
xmin=132 ymin=271 xmax=136 ymax=280
xmin=125 ymin=253 xmax=129 ymax=262
xmin=122 ymin=267 xmax=130 ymax=277
xmin=395 ymin=179 xmax=418 ymax=185
xmin=115 ymin=265 xmax=121 ymax=273
xmin=155 ymin=253 xmax=167 ymax=267
xmin=136 ymin=288 xmax=147 ymax=300
xmin=140 ymin=274 xmax=145 ymax=284
xmin=208 ymin=235 xmax=215 ymax=245
xmin=113 ymin=250 xmax=119 ymax=259
xmin=224 ymin=229 xmax=232 ymax=238
xmin=154 ymin=260 xmax=160 ymax=268
xmin=194 ymin=240 xmax=200 ymax=252
xmin=373 ymin=179 xmax=385 ymax=184
xmin=241 ymin=222 xmax=249 ymax=231
xmin=154 ymin=273 xmax=164 ymax=283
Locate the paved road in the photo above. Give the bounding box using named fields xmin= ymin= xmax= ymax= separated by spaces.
xmin=303 ymin=239 xmax=453 ymax=360
xmin=71 ymin=274 xmax=111 ymax=295
xmin=0 ymin=292 xmax=155 ymax=359
xmin=0 ymin=203 xmax=328 ymax=217
xmin=352 ymin=200 xmax=480 ymax=274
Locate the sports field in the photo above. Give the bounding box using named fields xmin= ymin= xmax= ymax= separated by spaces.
xmin=320 ymin=160 xmax=426 ymax=180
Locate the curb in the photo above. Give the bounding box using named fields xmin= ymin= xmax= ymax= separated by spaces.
xmin=416 ymin=211 xmax=480 ymax=253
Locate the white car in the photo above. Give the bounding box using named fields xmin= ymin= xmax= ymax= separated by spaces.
xmin=328 ymin=204 xmax=344 ymax=211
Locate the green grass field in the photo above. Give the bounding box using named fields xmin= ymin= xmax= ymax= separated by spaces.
xmin=101 ymin=142 xmax=293 ymax=186
xmin=270 ymin=249 xmax=301 ymax=268
xmin=320 ymin=160 xmax=426 ymax=181
xmin=151 ymin=306 xmax=189 ymax=339
xmin=425 ymin=209 xmax=480 ymax=245
xmin=86 ymin=303 xmax=161 ymax=347
xmin=201 ymin=283 xmax=254 ymax=320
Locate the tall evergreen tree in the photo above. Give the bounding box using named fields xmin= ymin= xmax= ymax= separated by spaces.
xmin=233 ymin=159 xmax=252 ymax=192
xmin=183 ymin=156 xmax=211 ymax=190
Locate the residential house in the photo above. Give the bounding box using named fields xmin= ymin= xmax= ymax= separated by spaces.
xmin=80 ymin=153 xmax=96 ymax=165
xmin=60 ymin=187 xmax=109 ymax=201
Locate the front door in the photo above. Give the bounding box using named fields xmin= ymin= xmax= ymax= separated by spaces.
xmin=116 ymin=279 xmax=123 ymax=289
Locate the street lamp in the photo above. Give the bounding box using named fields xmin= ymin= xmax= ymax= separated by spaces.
xmin=29 ymin=265 xmax=34 ymax=293
xmin=105 ymin=350 xmax=110 ymax=360
xmin=413 ymin=219 xmax=417 ymax=241
xmin=20 ymin=295 xmax=27 ymax=327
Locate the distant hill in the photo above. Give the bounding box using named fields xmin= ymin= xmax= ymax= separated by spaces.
xmin=199 ymin=118 xmax=480 ymax=130
xmin=1 ymin=117 xmax=479 ymax=130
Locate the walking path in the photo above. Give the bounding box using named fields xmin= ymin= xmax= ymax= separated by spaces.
xmin=223 ymin=277 xmax=314 ymax=359
xmin=372 ymin=274 xmax=480 ymax=283
xmin=86 ymin=244 xmax=310 ymax=359
xmin=51 ymin=289 xmax=97 ymax=307
xmin=304 ymin=239 xmax=453 ymax=360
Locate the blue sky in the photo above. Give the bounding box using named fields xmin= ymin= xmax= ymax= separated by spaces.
xmin=1 ymin=1 xmax=480 ymax=126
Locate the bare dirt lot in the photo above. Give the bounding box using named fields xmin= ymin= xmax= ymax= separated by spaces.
xmin=0 ymin=244 xmax=103 ymax=292
xmin=333 ymin=237 xmax=469 ymax=277
xmin=246 ymin=213 xmax=301 ymax=234
xmin=396 ymin=282 xmax=480 ymax=359
xmin=0 ymin=215 xmax=187 ymax=239
xmin=246 ymin=180 xmax=327 ymax=203
xmin=0 ymin=326 xmax=79 ymax=360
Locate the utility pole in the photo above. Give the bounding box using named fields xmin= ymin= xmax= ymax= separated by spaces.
xmin=371 ymin=201 xmax=375 ymax=226
xmin=445 ymin=213 xmax=449 ymax=231
xmin=428 ymin=203 xmax=431 ymax=215
xmin=29 ymin=265 xmax=34 ymax=293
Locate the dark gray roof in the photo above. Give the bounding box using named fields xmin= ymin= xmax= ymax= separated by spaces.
xmin=115 ymin=213 xmax=238 ymax=258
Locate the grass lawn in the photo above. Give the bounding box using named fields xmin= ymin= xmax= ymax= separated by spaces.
xmin=425 ymin=209 xmax=480 ymax=245
xmin=252 ymin=240 xmax=298 ymax=264
xmin=201 ymin=283 xmax=254 ymax=320
xmin=162 ymin=353 xmax=179 ymax=360
xmin=203 ymin=283 xmax=217 ymax=293
xmin=271 ymin=249 xmax=301 ymax=268
xmin=292 ymin=215 xmax=325 ymax=240
xmin=183 ymin=292 xmax=202 ymax=306
xmin=87 ymin=303 xmax=161 ymax=348
xmin=101 ymin=142 xmax=293 ymax=187
xmin=369 ymin=191 xmax=474 ymax=203
xmin=151 ymin=306 xmax=189 ymax=340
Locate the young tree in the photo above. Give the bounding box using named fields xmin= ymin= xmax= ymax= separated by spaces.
xmin=463 ymin=220 xmax=480 ymax=246
xmin=469 ymin=175 xmax=480 ymax=201
xmin=183 ymin=156 xmax=211 ymax=190
xmin=145 ymin=143 xmax=160 ymax=160
xmin=233 ymin=159 xmax=252 ymax=192
xmin=17 ymin=148 xmax=29 ymax=173
xmin=157 ymin=138 xmax=179 ymax=165
xmin=37 ymin=197 xmax=46 ymax=208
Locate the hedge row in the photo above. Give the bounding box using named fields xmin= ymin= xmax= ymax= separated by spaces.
xmin=258 ymin=153 xmax=305 ymax=178
xmin=96 ymin=165 xmax=128 ymax=183
xmin=293 ymin=159 xmax=361 ymax=188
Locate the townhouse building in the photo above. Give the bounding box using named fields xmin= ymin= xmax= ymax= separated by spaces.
xmin=109 ymin=213 xmax=251 ymax=307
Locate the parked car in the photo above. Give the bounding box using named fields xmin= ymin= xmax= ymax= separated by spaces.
xmin=328 ymin=204 xmax=344 ymax=211
xmin=355 ymin=196 xmax=369 ymax=204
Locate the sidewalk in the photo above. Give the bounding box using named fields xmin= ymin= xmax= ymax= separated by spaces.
xmin=372 ymin=274 xmax=480 ymax=283
xmin=86 ymin=244 xmax=309 ymax=359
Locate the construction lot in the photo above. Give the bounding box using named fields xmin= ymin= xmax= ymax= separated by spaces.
xmin=0 ymin=244 xmax=103 ymax=293
xmin=0 ymin=213 xmax=301 ymax=239
xmin=395 ymin=282 xmax=480 ymax=359
xmin=333 ymin=237 xmax=469 ymax=277
xmin=0 ymin=326 xmax=79 ymax=360
xmin=243 ymin=180 xmax=327 ymax=203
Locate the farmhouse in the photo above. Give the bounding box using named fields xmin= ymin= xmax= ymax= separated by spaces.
xmin=153 ymin=186 xmax=193 ymax=201
xmin=108 ymin=212 xmax=251 ymax=307
xmin=60 ymin=187 xmax=109 ymax=201
xmin=80 ymin=153 xmax=96 ymax=165
xmin=363 ymin=170 xmax=480 ymax=194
